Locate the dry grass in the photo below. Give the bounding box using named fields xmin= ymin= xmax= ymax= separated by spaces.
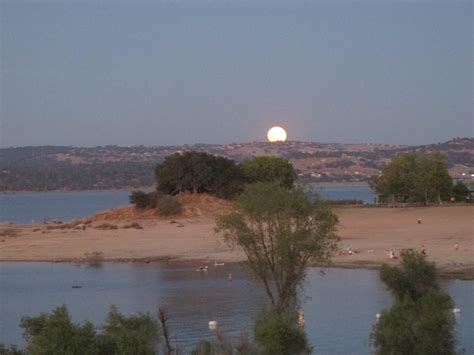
xmin=122 ymin=222 xmax=144 ymax=229
xmin=0 ymin=228 xmax=17 ymax=237
xmin=94 ymin=223 xmax=119 ymax=230
xmin=90 ymin=193 xmax=234 ymax=222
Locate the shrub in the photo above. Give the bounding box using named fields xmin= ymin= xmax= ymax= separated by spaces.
xmin=129 ymin=191 xmax=158 ymax=209
xmin=95 ymin=223 xmax=118 ymax=230
xmin=101 ymin=306 xmax=159 ymax=355
xmin=122 ymin=222 xmax=144 ymax=229
xmin=254 ymin=311 xmax=310 ymax=355
xmin=14 ymin=305 xmax=160 ymax=355
xmin=156 ymin=196 xmax=183 ymax=216
xmin=372 ymin=250 xmax=457 ymax=355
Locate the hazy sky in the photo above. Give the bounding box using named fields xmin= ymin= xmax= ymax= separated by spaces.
xmin=1 ymin=1 xmax=472 ymax=147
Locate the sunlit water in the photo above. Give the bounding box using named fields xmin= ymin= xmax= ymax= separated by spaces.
xmin=0 ymin=187 xmax=374 ymax=224
xmin=0 ymin=263 xmax=472 ymax=354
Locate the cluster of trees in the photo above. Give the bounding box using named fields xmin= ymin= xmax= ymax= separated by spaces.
xmin=0 ymin=305 xmax=159 ymax=355
xmin=155 ymin=152 xmax=296 ymax=198
xmin=370 ymin=152 xmax=456 ymax=203
xmin=130 ymin=153 xmax=297 ymax=209
xmin=372 ymin=250 xmax=457 ymax=354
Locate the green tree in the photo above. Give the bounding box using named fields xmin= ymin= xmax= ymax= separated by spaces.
xmin=240 ymin=156 xmax=296 ymax=188
xmin=217 ymin=182 xmax=339 ymax=313
xmin=101 ymin=305 xmax=160 ymax=355
xmin=20 ymin=305 xmax=100 ymax=355
xmin=155 ymin=152 xmax=244 ymax=198
xmin=372 ymin=250 xmax=457 ymax=355
xmin=370 ymin=152 xmax=452 ymax=203
xmin=15 ymin=305 xmax=160 ymax=355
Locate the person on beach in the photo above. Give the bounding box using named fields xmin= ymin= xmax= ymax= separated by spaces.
xmin=421 ymin=245 xmax=426 ymax=256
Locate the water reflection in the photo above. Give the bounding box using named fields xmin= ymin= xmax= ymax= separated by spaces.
xmin=0 ymin=263 xmax=472 ymax=353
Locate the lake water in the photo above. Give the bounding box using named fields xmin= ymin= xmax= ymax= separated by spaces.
xmin=0 ymin=186 xmax=375 ymax=224
xmin=0 ymin=263 xmax=472 ymax=354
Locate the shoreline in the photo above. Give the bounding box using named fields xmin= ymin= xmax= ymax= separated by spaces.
xmin=1 ymin=257 xmax=472 ymax=280
xmin=1 ymin=206 xmax=472 ymax=280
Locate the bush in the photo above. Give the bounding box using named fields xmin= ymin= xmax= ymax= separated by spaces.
xmin=101 ymin=306 xmax=159 ymax=355
xmin=372 ymin=250 xmax=457 ymax=355
xmin=254 ymin=311 xmax=310 ymax=355
xmin=15 ymin=305 xmax=159 ymax=355
xmin=156 ymin=196 xmax=183 ymax=216
xmin=129 ymin=191 xmax=158 ymax=209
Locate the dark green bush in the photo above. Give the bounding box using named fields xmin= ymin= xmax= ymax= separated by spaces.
xmin=14 ymin=305 xmax=159 ymax=355
xmin=129 ymin=191 xmax=157 ymax=209
xmin=156 ymin=196 xmax=183 ymax=216
xmin=372 ymin=250 xmax=457 ymax=355
xmin=254 ymin=311 xmax=310 ymax=355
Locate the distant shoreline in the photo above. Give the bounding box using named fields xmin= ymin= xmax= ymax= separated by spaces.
xmin=0 ymin=182 xmax=370 ymax=194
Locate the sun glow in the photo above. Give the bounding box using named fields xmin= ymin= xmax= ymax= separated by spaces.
xmin=267 ymin=126 xmax=287 ymax=142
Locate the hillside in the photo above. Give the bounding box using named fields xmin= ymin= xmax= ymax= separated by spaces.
xmin=1 ymin=138 xmax=473 ymax=191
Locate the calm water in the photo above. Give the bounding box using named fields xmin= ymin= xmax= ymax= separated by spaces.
xmin=0 ymin=263 xmax=472 ymax=354
xmin=0 ymin=187 xmax=374 ymax=224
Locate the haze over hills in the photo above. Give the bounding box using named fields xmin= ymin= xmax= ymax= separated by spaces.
xmin=1 ymin=138 xmax=473 ymax=192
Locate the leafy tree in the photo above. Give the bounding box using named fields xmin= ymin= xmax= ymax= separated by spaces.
xmin=101 ymin=306 xmax=159 ymax=355
xmin=14 ymin=305 xmax=159 ymax=355
xmin=155 ymin=152 xmax=244 ymax=198
xmin=370 ymin=152 xmax=452 ymax=203
xmin=452 ymin=181 xmax=469 ymax=202
xmin=19 ymin=305 xmax=100 ymax=355
xmin=240 ymin=156 xmax=296 ymax=188
xmin=254 ymin=311 xmax=310 ymax=355
xmin=372 ymin=250 xmax=457 ymax=355
xmin=217 ymin=182 xmax=339 ymax=313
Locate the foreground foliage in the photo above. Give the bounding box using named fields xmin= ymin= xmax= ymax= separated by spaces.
xmin=1 ymin=305 xmax=159 ymax=355
xmin=254 ymin=311 xmax=310 ymax=355
xmin=372 ymin=250 xmax=457 ymax=355
xmin=217 ymin=182 xmax=339 ymax=313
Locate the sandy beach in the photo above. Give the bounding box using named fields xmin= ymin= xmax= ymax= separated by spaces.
xmin=1 ymin=204 xmax=472 ymax=278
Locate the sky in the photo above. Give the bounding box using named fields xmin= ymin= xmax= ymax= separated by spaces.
xmin=1 ymin=1 xmax=472 ymax=147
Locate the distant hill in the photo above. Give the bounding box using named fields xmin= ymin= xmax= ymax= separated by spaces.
xmin=1 ymin=138 xmax=473 ymax=192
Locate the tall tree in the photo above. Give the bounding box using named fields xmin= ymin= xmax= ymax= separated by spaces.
xmin=240 ymin=156 xmax=296 ymax=188
xmin=370 ymin=152 xmax=453 ymax=203
xmin=155 ymin=151 xmax=244 ymax=198
xmin=216 ymin=182 xmax=339 ymax=313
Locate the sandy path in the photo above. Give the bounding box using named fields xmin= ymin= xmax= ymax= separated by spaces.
xmin=0 ymin=206 xmax=472 ymax=278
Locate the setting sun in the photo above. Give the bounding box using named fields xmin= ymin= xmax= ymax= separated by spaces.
xmin=267 ymin=126 xmax=287 ymax=142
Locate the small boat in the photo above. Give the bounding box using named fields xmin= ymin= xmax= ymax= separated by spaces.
xmin=209 ymin=320 xmax=218 ymax=330
xmin=213 ymin=262 xmax=225 ymax=266
xmin=453 ymin=308 xmax=461 ymax=314
xmin=72 ymin=285 xmax=82 ymax=289
xmin=196 ymin=266 xmax=208 ymax=272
